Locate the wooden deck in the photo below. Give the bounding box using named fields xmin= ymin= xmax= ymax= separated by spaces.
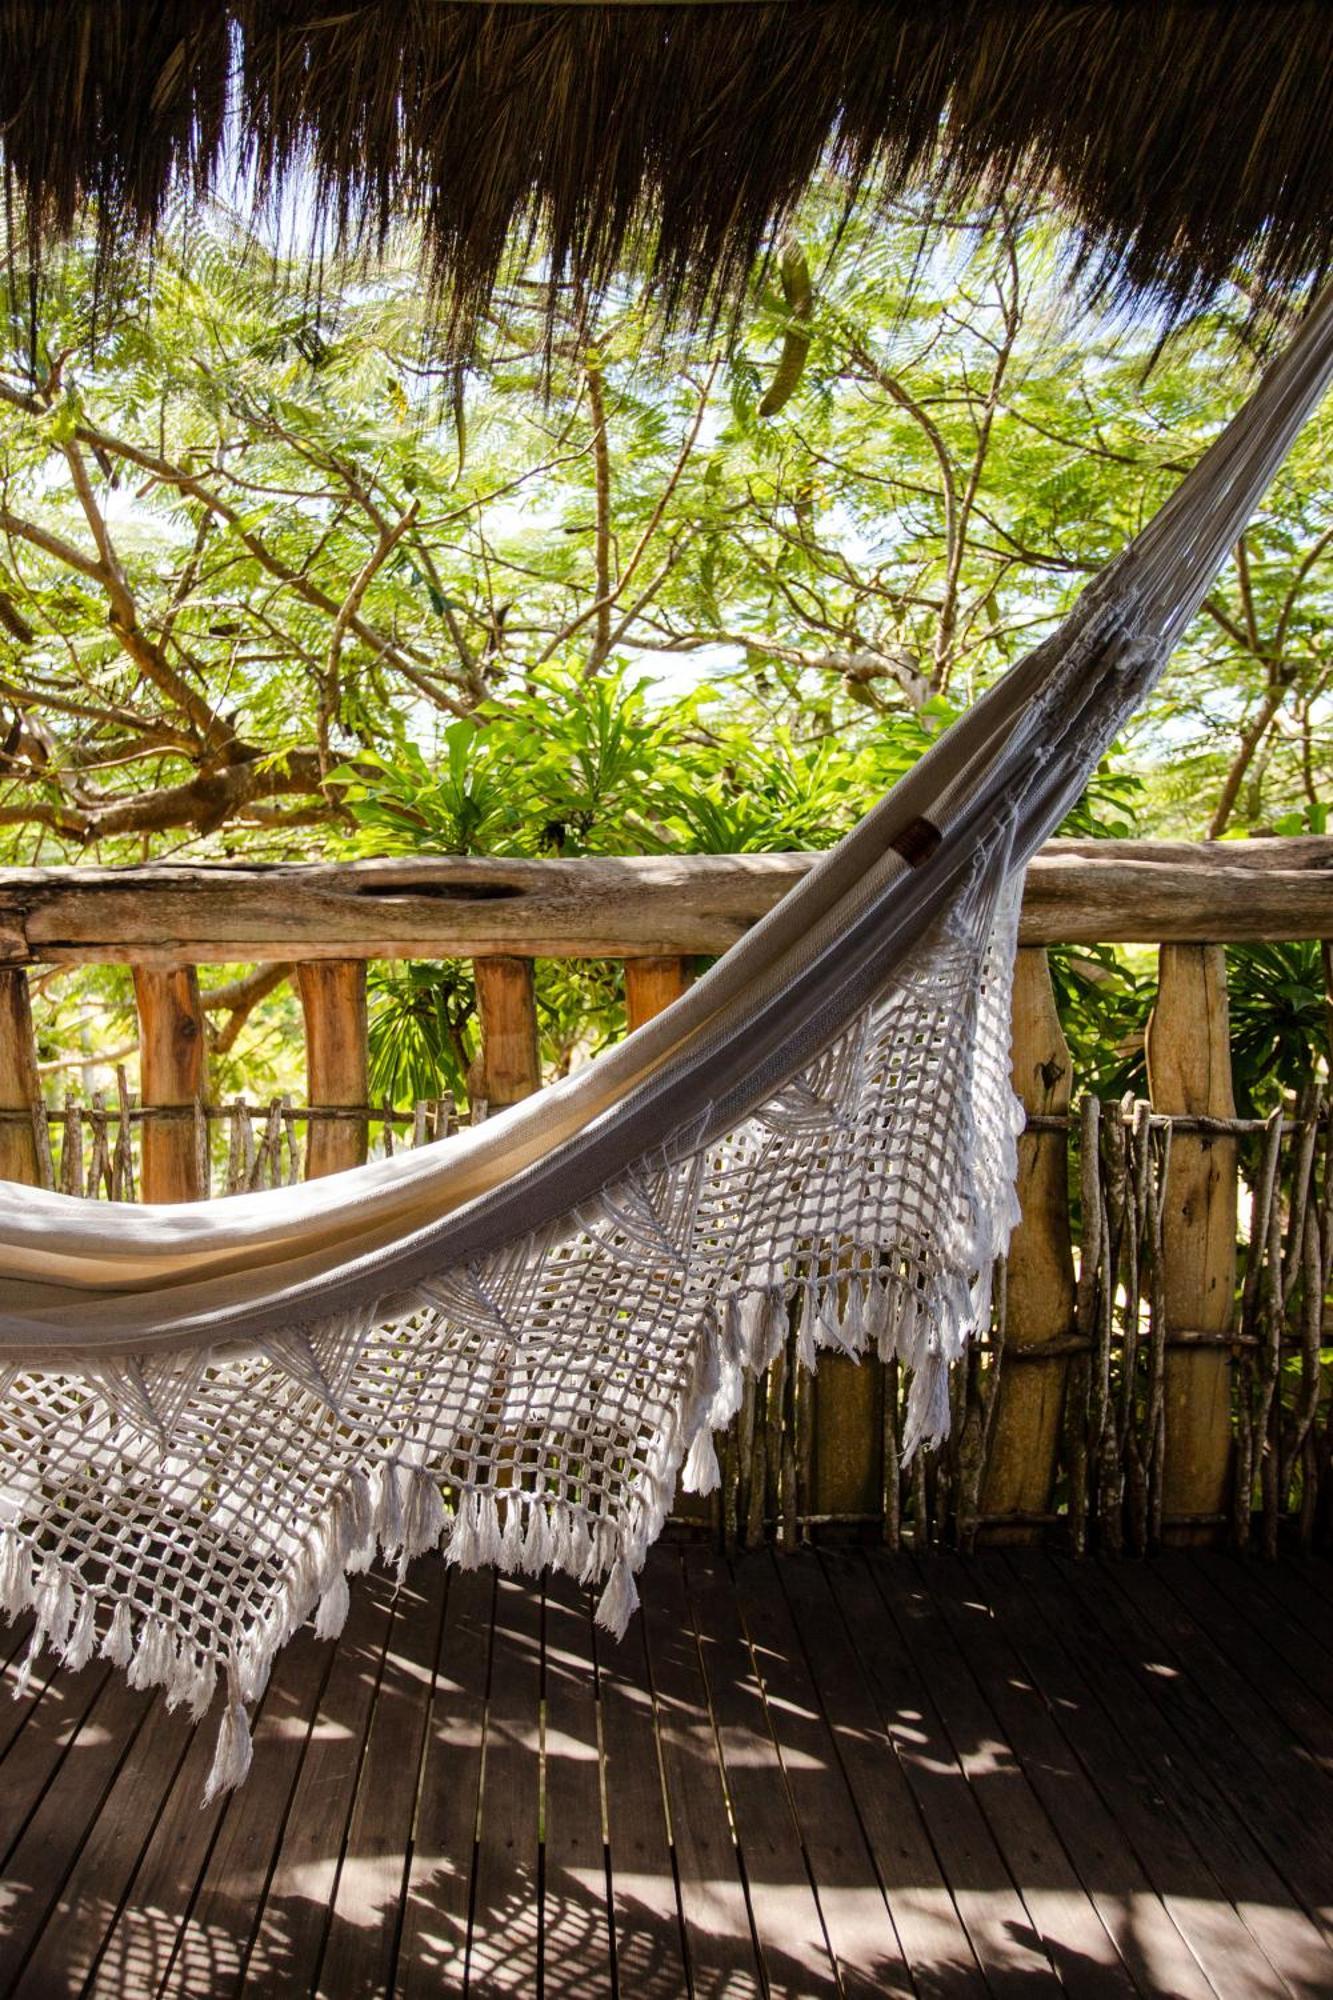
xmin=2 ymin=1547 xmax=1333 ymax=1997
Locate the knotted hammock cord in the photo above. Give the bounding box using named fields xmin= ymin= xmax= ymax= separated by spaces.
xmin=3 ymin=286 xmax=1333 ymax=1797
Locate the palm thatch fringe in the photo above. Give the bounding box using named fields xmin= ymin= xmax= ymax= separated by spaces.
xmin=4 ymin=3 xmax=1333 ymax=347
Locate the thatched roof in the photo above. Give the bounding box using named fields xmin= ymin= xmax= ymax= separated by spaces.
xmin=5 ymin=2 xmax=1333 ymax=343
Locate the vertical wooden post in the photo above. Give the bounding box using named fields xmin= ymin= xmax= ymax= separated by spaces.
xmin=133 ymin=966 xmax=207 ymax=1203
xmin=297 ymin=961 xmax=369 ymax=1178
xmin=981 ymin=948 xmax=1077 ymax=1536
xmin=624 ymin=956 xmax=689 ymax=1033
xmin=812 ymin=1352 xmax=881 ymax=1528
xmin=1147 ymin=944 xmax=1237 ymax=1538
xmin=473 ymin=958 xmax=541 ymax=1111
xmin=0 ymin=968 xmax=49 ymax=1186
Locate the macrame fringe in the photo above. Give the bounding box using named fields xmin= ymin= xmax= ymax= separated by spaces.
xmin=204 ymin=1671 xmax=253 ymax=1806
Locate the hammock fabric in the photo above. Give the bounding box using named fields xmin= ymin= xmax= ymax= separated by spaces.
xmin=3 ymin=290 xmax=1333 ymax=1797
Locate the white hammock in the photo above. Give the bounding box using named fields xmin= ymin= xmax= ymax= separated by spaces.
xmin=3 ymin=288 xmax=1333 ymax=1798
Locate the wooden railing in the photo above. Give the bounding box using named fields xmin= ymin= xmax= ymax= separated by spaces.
xmin=3 ymin=838 xmax=1332 ymax=1555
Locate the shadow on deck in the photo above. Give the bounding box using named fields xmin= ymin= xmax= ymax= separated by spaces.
xmin=1 ymin=1546 xmax=1332 ymax=1996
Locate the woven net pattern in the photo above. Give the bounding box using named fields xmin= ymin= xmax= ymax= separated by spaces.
xmin=0 ymin=867 xmax=1022 ymax=1795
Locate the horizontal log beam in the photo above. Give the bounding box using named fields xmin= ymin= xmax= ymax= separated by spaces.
xmin=2 ymin=838 xmax=1332 ymax=965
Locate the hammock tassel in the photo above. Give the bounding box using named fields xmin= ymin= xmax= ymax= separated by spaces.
xmin=0 ymin=1528 xmax=29 ymax=1617
xmin=400 ymin=1467 xmax=447 ymax=1564
xmin=204 ymin=1672 xmax=254 ymax=1806
xmin=522 ymin=1499 xmax=551 ymax=1572
xmin=683 ymin=1426 xmax=721 ymax=1496
xmin=62 ymin=1591 xmax=98 ymax=1672
xmin=595 ymin=1557 xmax=639 ymax=1642
xmin=33 ymin=1557 xmax=76 ymax=1654
xmin=372 ymin=1459 xmax=405 ymax=1554
xmin=314 ymin=1572 xmax=350 ymax=1642
xmin=103 ymin=1598 xmax=134 ymax=1668
xmin=498 ymin=1498 xmax=524 ymax=1575
xmin=797 ymin=1287 xmax=820 ymax=1371
xmin=128 ymin=1613 xmax=177 ymax=1693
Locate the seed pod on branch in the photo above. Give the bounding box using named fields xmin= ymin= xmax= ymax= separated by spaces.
xmin=758 ymin=239 xmax=813 ymax=419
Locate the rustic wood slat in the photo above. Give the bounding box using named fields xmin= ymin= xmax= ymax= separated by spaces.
xmin=396 ymin=1566 xmax=493 ymax=1998
xmin=0 ymin=967 xmax=48 ymax=1185
xmin=776 ymin=1551 xmax=985 ymax=1996
xmin=8 ymin=1694 xmax=194 ymax=2000
xmin=541 ymin=1571 xmax=614 ymax=1999
xmin=982 ymin=947 xmax=1077 ymax=1531
xmin=731 ymin=1550 xmax=915 ymax=1998
xmin=639 ymin=1547 xmax=765 ymax=1998
xmin=9 ymin=838 xmax=1333 ymax=966
xmin=987 ymin=1551 xmax=1297 ymax=1999
xmin=1146 ymin=1554 xmax=1333 ymax=1774
xmin=152 ymin=1628 xmax=334 ymax=1999
xmin=593 ymin=1561 xmax=691 ymax=1999
xmin=465 ymin=1571 xmax=543 ymax=1995
xmin=1193 ymin=1553 xmax=1333 ymax=1733
xmin=317 ymin=1557 xmax=448 ymax=1999
xmin=473 ymin=956 xmax=541 ymax=1111
xmin=874 ymin=1554 xmax=1136 ymax=1998
xmin=298 ymin=958 xmax=370 ymax=1177
xmin=1147 ymin=943 xmax=1237 ymax=1534
xmin=925 ymin=1553 xmax=1215 ymax=1999
xmin=0 ymin=1653 xmax=115 ymax=1882
xmin=819 ymin=1549 xmax=1059 ymax=1992
xmin=686 ymin=1548 xmax=842 ymax=1996
xmin=132 ymin=964 xmax=207 ymax=1201
xmin=0 ymin=1664 xmax=155 ymax=1990
xmin=240 ymin=1570 xmax=396 ymax=1992
xmin=1089 ymin=1557 xmax=1333 ymax=1948
xmin=624 ymin=954 xmax=690 ymax=1033
xmin=82 ymin=1680 xmax=249 ymax=2000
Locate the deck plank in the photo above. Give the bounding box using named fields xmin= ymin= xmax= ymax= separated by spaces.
xmin=926 ymin=1552 xmax=1215 ymax=2000
xmin=1068 ymin=1556 xmax=1333 ymax=1971
xmin=997 ymin=1549 xmax=1311 ymax=2000
xmin=821 ymin=1550 xmax=1058 ymax=1993
xmin=395 ymin=1565 xmax=493 ymax=1998
xmin=731 ymin=1549 xmax=915 ymax=1998
xmin=465 ymin=1569 xmax=543 ymax=1996
xmin=8 ymin=1549 xmax=1333 ymax=1996
xmin=83 ymin=1676 xmax=248 ymax=2000
xmin=879 ymin=1554 xmax=1137 ymax=1999
xmin=240 ymin=1566 xmax=397 ymax=1992
xmin=1191 ymin=1553 xmax=1333 ymax=1744
xmin=153 ymin=1625 xmax=335 ymax=1999
xmin=686 ymin=1549 xmax=842 ymax=1996
xmin=317 ymin=1557 xmax=448 ymax=1999
xmin=9 ymin=1690 xmax=194 ymax=2000
xmin=542 ymin=1570 xmax=614 ymax=1999
xmin=777 ymin=1549 xmax=985 ymax=1998
xmin=0 ymin=1658 xmax=154 ymax=1991
xmin=641 ymin=1546 xmax=764 ymax=1999
xmin=594 ymin=1562 xmax=691 ymax=2000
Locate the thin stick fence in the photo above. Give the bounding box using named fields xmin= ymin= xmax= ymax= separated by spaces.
xmin=2 ymin=842 xmax=1332 ymax=1556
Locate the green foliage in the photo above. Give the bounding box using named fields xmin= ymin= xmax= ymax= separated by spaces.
xmin=5 ymin=193 xmax=1333 ymax=1103
xmin=1225 ymin=941 xmax=1330 ymax=1116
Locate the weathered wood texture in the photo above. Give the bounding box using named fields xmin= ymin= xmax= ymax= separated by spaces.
xmin=1147 ymin=945 xmax=1238 ymax=1535
xmin=131 ymin=967 xmax=206 ymax=1202
xmin=6 ymin=837 xmax=1333 ymax=964
xmin=980 ymin=948 xmax=1077 ymax=1533
xmin=297 ymin=960 xmax=368 ymax=1177
xmin=0 ymin=969 xmax=48 ymax=1187
xmin=4 ymin=1548 xmax=1333 ymax=1997
xmin=623 ymin=954 xmax=690 ymax=1033
xmin=473 ymin=956 xmax=541 ymax=1109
